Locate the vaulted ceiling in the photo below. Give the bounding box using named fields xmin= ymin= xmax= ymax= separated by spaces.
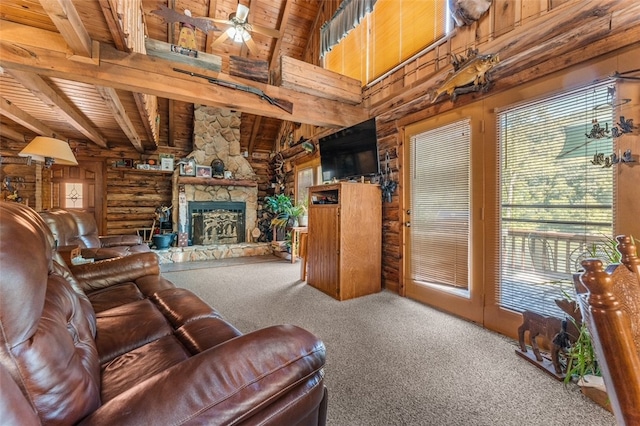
xmin=0 ymin=0 xmax=331 ymax=155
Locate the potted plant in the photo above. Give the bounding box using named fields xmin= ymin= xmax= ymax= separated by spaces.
xmin=264 ymin=194 xmax=294 ymax=240
xmin=296 ymin=200 xmax=308 ymax=227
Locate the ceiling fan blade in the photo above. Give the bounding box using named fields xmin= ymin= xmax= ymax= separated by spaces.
xmin=244 ymin=36 xmax=258 ymax=54
xmin=201 ymin=17 xmax=233 ymax=26
xmin=211 ymin=31 xmax=230 ymax=49
xmin=249 ymin=24 xmax=281 ymax=39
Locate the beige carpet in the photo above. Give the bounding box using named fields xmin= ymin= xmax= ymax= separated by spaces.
xmin=162 ymin=256 xmax=615 ymax=426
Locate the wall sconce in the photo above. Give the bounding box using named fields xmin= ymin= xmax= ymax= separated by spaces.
xmin=18 ymin=136 xmax=78 ymax=168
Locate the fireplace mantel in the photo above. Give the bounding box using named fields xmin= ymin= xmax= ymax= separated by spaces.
xmin=177 ymin=176 xmax=258 ymax=187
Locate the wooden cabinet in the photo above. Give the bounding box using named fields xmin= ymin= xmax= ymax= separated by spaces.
xmin=307 ymin=182 xmax=381 ymax=300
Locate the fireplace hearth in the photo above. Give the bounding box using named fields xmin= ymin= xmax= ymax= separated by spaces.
xmin=189 ymin=201 xmax=246 ymax=245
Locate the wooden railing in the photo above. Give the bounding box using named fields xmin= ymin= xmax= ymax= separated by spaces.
xmin=503 ymin=230 xmax=607 ymax=276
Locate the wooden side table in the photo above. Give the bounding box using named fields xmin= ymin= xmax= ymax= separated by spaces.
xmin=57 ymin=245 xmax=81 ymax=266
xmin=290 ymin=227 xmax=308 ymax=264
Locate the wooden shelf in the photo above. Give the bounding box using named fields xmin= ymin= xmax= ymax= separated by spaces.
xmin=111 ymin=167 xmax=173 ymax=174
xmin=177 ymin=176 xmax=258 ymax=187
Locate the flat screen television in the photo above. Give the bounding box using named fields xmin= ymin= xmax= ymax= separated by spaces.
xmin=319 ymin=118 xmax=380 ymax=181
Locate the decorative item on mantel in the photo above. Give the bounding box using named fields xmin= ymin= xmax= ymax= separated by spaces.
xmin=211 ymin=159 xmax=225 ymax=178
xmin=178 ymin=158 xmax=196 ymax=176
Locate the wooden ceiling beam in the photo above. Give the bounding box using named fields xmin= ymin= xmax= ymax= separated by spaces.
xmin=205 ymin=0 xmax=219 ymax=54
xmin=95 ymin=86 xmax=144 ymax=152
xmin=39 ymin=0 xmax=92 ymax=57
xmin=0 ymin=126 xmax=27 ymax=143
xmin=247 ymin=115 xmax=262 ymax=155
xmin=0 ymin=96 xmax=58 ymax=138
xmin=0 ymin=31 xmax=368 ymax=128
xmin=8 ymin=70 xmax=108 ymax=148
xmin=268 ymin=0 xmax=292 ymax=74
xmin=97 ymin=0 xmax=129 ymax=52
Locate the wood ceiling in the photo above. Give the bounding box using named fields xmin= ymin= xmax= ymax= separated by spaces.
xmin=0 ymin=0 xmax=329 ymax=155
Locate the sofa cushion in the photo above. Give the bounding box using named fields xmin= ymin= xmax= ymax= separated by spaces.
xmin=101 ymin=335 xmax=190 ymax=402
xmin=151 ymin=287 xmax=222 ymax=328
xmin=176 ymin=317 xmax=243 ymax=353
xmin=88 ymin=282 xmax=146 ymax=312
xmin=95 ymin=299 xmax=173 ymax=364
xmin=68 ymin=210 xmax=103 ymax=248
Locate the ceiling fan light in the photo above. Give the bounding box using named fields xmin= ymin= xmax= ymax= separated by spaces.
xmin=241 ymin=29 xmax=251 ymax=42
xmin=236 ymin=4 xmax=249 ymax=22
xmin=226 ymin=26 xmax=237 ymax=39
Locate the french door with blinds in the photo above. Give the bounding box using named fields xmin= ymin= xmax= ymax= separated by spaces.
xmin=496 ymin=82 xmax=615 ymax=319
xmin=403 ymin=80 xmax=617 ymax=334
xmin=404 ymin=112 xmax=484 ymax=323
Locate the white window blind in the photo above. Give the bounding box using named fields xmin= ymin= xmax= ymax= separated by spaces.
xmin=497 ymin=82 xmax=615 ymax=317
xmin=410 ymin=119 xmax=470 ymax=290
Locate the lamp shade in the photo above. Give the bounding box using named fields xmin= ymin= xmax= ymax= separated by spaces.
xmin=18 ymin=137 xmax=78 ymax=166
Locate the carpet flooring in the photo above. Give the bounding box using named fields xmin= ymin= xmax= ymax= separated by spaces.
xmin=162 ymin=256 xmax=615 ymax=426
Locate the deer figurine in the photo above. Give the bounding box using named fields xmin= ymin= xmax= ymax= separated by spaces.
xmin=517 ymin=299 xmax=582 ymax=375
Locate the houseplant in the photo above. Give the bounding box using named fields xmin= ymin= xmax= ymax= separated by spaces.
xmin=264 ymin=194 xmax=296 ymax=240
xmin=297 ymin=200 xmax=308 ymax=227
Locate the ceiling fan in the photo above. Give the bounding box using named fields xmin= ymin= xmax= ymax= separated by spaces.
xmin=208 ymin=3 xmax=280 ymax=53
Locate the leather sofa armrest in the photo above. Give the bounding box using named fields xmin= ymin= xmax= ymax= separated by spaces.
xmin=99 ymin=235 xmax=144 ymax=247
xmin=70 ymin=252 xmax=160 ymax=292
xmin=78 ymin=325 xmax=326 ymax=426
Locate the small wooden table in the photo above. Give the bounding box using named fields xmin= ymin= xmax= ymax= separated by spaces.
xmin=57 ymin=245 xmax=81 ymax=266
xmin=290 ymin=226 xmax=308 ymax=264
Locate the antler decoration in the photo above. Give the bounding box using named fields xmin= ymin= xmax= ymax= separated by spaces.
xmin=152 ymin=5 xmax=218 ymax=33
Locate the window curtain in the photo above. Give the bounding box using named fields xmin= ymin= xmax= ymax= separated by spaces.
xmin=320 ymin=0 xmax=377 ymax=58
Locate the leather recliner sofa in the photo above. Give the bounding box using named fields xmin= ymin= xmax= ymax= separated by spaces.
xmin=0 ymin=202 xmax=328 ymax=425
xmin=39 ymin=208 xmax=151 ymax=260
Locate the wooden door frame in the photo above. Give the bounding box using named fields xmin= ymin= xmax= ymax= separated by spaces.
xmin=401 ymin=107 xmax=485 ymax=325
xmin=49 ymin=158 xmax=107 ymax=234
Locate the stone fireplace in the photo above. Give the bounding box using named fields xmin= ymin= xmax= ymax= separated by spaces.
xmin=159 ymin=106 xmax=270 ymax=264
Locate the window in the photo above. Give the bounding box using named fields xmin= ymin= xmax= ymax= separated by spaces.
xmin=64 ymin=183 xmax=83 ymax=208
xmin=323 ymin=0 xmax=448 ymax=85
xmin=409 ymin=119 xmax=471 ymax=291
xmin=497 ymin=82 xmax=615 ymax=317
xmin=295 ymin=159 xmax=321 ymax=206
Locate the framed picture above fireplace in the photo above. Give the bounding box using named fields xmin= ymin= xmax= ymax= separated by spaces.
xmin=179 ymin=158 xmax=196 ymax=176
xmin=196 ymin=165 xmax=212 ymax=178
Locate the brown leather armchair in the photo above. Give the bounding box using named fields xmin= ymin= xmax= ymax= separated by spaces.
xmin=0 ymin=201 xmax=328 ymax=425
xmin=39 ymin=208 xmax=151 ymax=260
xmin=574 ymin=235 xmax=640 ymax=425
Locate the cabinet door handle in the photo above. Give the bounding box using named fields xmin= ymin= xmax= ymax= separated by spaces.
xmin=405 ymin=222 xmax=411 ymax=227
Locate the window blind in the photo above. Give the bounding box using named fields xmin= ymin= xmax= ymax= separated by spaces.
xmin=496 ymin=81 xmax=615 ymax=317
xmin=324 ymin=0 xmax=447 ymax=85
xmin=410 ymin=119 xmax=470 ymax=290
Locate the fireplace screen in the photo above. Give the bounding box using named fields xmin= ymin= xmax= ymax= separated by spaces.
xmin=189 ymin=201 xmax=246 ymax=245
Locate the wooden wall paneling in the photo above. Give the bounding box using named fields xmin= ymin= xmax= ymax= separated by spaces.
xmin=521 ymin=0 xmax=546 ymax=22
xmin=493 ymin=0 xmax=517 ymax=38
